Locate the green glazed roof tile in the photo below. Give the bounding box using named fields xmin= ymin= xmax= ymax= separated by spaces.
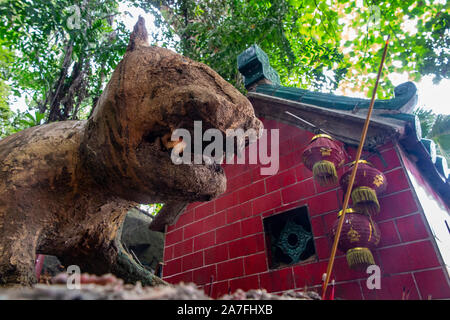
xmin=254 ymin=82 xmax=417 ymax=111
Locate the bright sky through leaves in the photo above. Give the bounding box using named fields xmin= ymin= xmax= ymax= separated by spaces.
xmin=9 ymin=1 xmax=450 ymax=115
xmin=96 ymin=2 xmax=450 ymax=116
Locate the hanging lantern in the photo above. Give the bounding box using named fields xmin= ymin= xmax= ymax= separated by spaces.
xmin=302 ymin=134 xmax=345 ymax=186
xmin=340 ymin=160 xmax=387 ymax=216
xmin=331 ymin=208 xmax=381 ymax=271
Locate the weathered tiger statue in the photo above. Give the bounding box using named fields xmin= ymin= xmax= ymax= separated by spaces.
xmin=0 ymin=17 xmax=262 ymax=287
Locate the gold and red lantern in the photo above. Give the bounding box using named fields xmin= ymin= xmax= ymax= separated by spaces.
xmin=302 ymin=134 xmax=345 ymax=186
xmin=340 ymin=160 xmax=387 ymax=216
xmin=331 ymin=208 xmax=381 ymax=271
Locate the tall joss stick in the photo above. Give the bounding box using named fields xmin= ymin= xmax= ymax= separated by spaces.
xmin=321 ymin=35 xmax=391 ymax=300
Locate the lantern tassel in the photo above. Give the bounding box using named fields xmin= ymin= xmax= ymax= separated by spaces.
xmin=313 ymin=160 xmax=338 ymax=186
xmin=346 ymin=247 xmax=375 ymax=271
xmin=351 ymin=186 xmax=380 ymax=215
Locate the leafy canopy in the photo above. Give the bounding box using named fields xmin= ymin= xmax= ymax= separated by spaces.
xmin=0 ymin=0 xmax=130 ymax=132
xmin=130 ymin=0 xmax=449 ymax=98
xmin=415 ymin=107 xmax=450 ymax=162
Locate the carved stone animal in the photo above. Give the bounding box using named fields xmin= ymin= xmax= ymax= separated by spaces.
xmin=0 ymin=18 xmax=262 ymax=287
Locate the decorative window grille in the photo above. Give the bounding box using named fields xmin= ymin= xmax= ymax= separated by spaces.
xmin=263 ymin=206 xmax=316 ymax=269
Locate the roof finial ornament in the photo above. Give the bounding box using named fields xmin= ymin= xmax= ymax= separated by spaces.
xmin=237 ymin=44 xmax=280 ymax=89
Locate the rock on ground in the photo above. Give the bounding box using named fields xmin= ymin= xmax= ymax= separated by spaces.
xmin=0 ymin=273 xmax=320 ymax=300
xmin=38 ymin=207 xmax=164 ymax=281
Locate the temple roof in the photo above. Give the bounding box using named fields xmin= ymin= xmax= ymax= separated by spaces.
xmin=253 ymin=82 xmax=418 ymax=113
xmin=238 ymin=44 xmax=450 ymax=208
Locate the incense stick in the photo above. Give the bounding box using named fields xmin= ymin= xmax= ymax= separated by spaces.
xmin=321 ymin=35 xmax=391 ymax=300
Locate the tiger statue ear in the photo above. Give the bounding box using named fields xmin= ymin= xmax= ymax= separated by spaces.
xmin=126 ymin=16 xmax=149 ymax=52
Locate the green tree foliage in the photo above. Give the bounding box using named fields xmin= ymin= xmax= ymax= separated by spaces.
xmin=430 ymin=115 xmax=450 ymax=160
xmin=0 ymin=40 xmax=14 ymax=137
xmin=132 ymin=0 xmax=347 ymax=92
xmin=414 ymin=107 xmax=450 ymax=162
xmin=17 ymin=110 xmax=45 ymax=127
xmin=0 ymin=79 xmax=13 ymax=137
xmin=130 ymin=0 xmax=449 ymax=98
xmin=141 ymin=203 xmax=164 ymax=216
xmin=0 ymin=0 xmax=130 ymax=125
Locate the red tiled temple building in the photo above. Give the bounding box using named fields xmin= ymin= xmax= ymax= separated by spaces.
xmin=156 ymin=45 xmax=450 ymax=300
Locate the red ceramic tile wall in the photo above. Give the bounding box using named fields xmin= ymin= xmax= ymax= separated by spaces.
xmin=413 ymin=268 xmax=450 ymax=299
xmin=360 ymin=272 xmax=420 ymax=300
xmin=259 ymin=268 xmax=296 ymax=293
xmin=333 ymin=281 xmax=363 ymax=300
xmin=229 ymin=275 xmax=259 ymax=293
xmin=162 ymin=119 xmax=448 ymax=299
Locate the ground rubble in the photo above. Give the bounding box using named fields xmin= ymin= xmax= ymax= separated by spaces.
xmin=0 ymin=273 xmax=321 ymax=300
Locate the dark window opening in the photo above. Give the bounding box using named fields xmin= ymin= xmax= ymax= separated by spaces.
xmin=263 ymin=205 xmax=316 ymax=269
